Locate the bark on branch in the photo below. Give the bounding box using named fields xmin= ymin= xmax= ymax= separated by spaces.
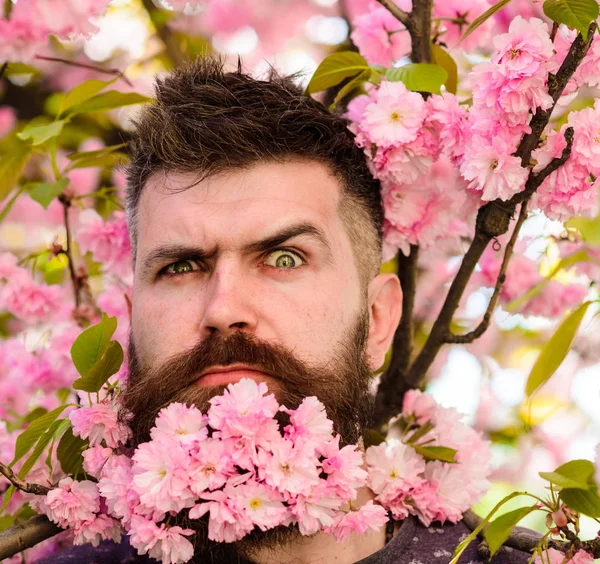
xmin=0 ymin=461 xmax=51 ymax=495
xmin=0 ymin=516 xmax=61 ymax=560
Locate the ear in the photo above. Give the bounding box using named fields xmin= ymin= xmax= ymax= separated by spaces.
xmin=366 ymin=273 xmax=402 ymax=372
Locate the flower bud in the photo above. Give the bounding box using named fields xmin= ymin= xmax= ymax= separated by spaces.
xmin=551 ymin=509 xmax=568 ymax=528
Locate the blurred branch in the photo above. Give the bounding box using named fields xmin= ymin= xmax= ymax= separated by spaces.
xmin=34 ymin=56 xmax=133 ymax=87
xmin=0 ymin=461 xmax=51 ymax=495
xmin=445 ymin=202 xmax=529 ymax=344
xmin=141 ymin=0 xmax=187 ymax=68
xmin=0 ymin=62 xmax=7 ymax=81
xmin=0 ymin=515 xmax=61 ymax=560
xmin=58 ymin=194 xmax=83 ymax=312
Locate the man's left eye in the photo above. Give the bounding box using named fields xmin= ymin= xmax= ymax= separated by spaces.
xmin=264 ymin=250 xmax=305 ymax=269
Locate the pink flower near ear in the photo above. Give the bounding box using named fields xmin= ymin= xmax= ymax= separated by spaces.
xmin=326 ymin=501 xmax=389 ymax=542
xmin=402 ymin=389 xmax=439 ymax=425
xmin=44 ymin=478 xmax=100 ymax=528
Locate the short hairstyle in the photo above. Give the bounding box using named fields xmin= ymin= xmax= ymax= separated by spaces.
xmin=125 ymin=57 xmax=383 ymax=282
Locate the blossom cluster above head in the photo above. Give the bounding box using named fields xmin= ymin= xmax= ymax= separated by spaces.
xmin=31 ymin=379 xmax=493 ymax=564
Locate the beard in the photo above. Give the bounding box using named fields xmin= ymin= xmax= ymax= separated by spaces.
xmin=120 ymin=311 xmax=375 ymax=563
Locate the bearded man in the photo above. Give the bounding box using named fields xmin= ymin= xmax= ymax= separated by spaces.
xmin=40 ymin=58 xmax=532 ymax=564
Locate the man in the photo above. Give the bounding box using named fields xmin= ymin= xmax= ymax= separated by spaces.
xmin=41 ymin=58 xmax=532 ymax=564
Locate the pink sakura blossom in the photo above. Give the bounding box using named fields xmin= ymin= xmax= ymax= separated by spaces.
xmin=460 ymin=135 xmax=528 ymax=201
xmin=319 ymin=435 xmax=368 ymax=499
xmin=76 ymin=209 xmax=132 ymax=277
xmin=227 ymin=480 xmax=290 ymax=531
xmin=534 ymin=548 xmax=573 ymax=563
xmin=1 ymin=276 xmax=64 ymax=324
xmin=402 ymin=389 xmax=440 ymax=425
xmin=360 ymin=81 xmax=428 ymax=147
xmin=289 ymin=484 xmax=344 ymax=535
xmin=426 ymin=93 xmax=467 ymax=162
xmin=188 ymin=437 xmax=236 ymax=495
xmin=82 ymin=445 xmax=113 ymax=478
xmin=72 ymin=514 xmax=122 ymax=547
xmin=326 ymin=501 xmax=389 ymax=542
xmin=69 ymin=400 xmax=130 ymax=448
xmin=0 ymin=107 xmax=16 ymax=138
xmin=131 ymin=438 xmax=196 ymax=518
xmin=208 ymin=378 xmax=280 ymax=439
xmin=129 ymin=516 xmax=195 ymax=564
xmin=521 ymin=282 xmax=588 ymax=318
xmin=576 ymin=34 xmax=600 ymax=88
xmin=350 ymin=2 xmax=411 ymax=66
xmin=282 ymin=396 xmax=333 ymax=445
xmin=150 ymin=402 xmax=208 ymax=446
xmin=432 ymin=0 xmax=493 ymax=50
xmin=571 ymin=551 xmax=595 ymax=564
xmin=44 ymin=478 xmax=100 ymax=529
xmin=365 ymin=439 xmax=426 ymax=519
xmin=98 ymin=455 xmax=139 ymax=525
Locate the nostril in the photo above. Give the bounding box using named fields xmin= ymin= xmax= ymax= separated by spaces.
xmin=230 ymin=322 xmax=245 ymax=329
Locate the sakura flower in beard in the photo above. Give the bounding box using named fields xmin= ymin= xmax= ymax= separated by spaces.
xmin=492 ymin=17 xmax=553 ymax=76
xmin=150 ymin=402 xmax=209 ymax=447
xmin=319 ymin=435 xmax=368 ymax=499
xmin=289 ymin=484 xmax=344 ymax=536
xmin=129 ymin=516 xmax=195 ymax=564
xmin=208 ymin=379 xmax=279 ymax=439
xmin=281 ymin=396 xmax=333 ymax=445
xmin=461 ymin=135 xmax=528 ymax=201
xmin=227 ymin=480 xmax=290 ymax=531
xmin=257 ymin=436 xmax=321 ymax=496
xmin=98 ymin=456 xmax=139 ymax=525
xmin=131 ymin=438 xmax=196 ymax=518
xmin=190 ymin=489 xmax=253 ymax=542
xmin=350 ymin=2 xmax=411 ymax=66
xmin=325 ymin=501 xmax=389 ymax=542
xmin=72 ymin=514 xmax=122 ymax=547
xmin=69 ymin=400 xmax=130 ymax=448
xmin=361 ymin=81 xmax=428 ymax=146
xmin=188 ymin=437 xmax=236 ymax=495
xmin=44 ymin=478 xmax=100 ymax=529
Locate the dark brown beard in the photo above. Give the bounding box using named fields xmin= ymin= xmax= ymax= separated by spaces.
xmin=120 ymin=311 xmax=374 ymax=563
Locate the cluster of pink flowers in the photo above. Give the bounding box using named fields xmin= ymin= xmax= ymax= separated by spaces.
xmin=30 ymin=380 xmax=493 ymax=564
xmin=76 ymin=210 xmax=132 ymax=278
xmin=0 ymin=0 xmax=112 ymax=63
xmin=369 ymin=389 xmax=492 ymax=526
xmin=535 ymin=547 xmax=594 ymax=564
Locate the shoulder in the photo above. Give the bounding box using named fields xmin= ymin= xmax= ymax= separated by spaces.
xmin=35 ymin=538 xmax=154 ymax=564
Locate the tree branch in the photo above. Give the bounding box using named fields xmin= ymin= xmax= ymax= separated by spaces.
xmin=0 ymin=461 xmax=51 ymax=495
xmin=58 ymin=195 xmax=82 ymax=310
xmin=375 ymin=0 xmax=410 ymax=27
xmin=141 ymin=0 xmax=187 ymax=68
xmin=445 ymin=202 xmax=529 ymax=344
xmin=0 ymin=516 xmax=61 ymax=561
xmin=34 ymin=56 xmax=133 ymax=87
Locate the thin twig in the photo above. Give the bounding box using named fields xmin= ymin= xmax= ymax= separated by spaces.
xmin=0 ymin=516 xmax=61 ymax=561
xmin=550 ymin=22 xmax=559 ymax=42
xmin=445 ymin=202 xmax=529 ymax=344
xmin=375 ymin=0 xmax=410 ymax=27
xmin=58 ymin=195 xmax=81 ymax=309
xmin=34 ymin=55 xmax=132 ymax=87
xmin=0 ymin=461 xmax=51 ymax=495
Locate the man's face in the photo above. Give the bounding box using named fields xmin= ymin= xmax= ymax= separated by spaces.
xmin=131 ymin=160 xmax=370 ymax=382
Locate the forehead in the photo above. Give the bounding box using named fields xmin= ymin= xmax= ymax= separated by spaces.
xmin=136 ymin=160 xmax=345 ymax=255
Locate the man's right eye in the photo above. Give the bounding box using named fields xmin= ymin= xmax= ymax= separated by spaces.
xmin=162 ymin=260 xmax=201 ymax=276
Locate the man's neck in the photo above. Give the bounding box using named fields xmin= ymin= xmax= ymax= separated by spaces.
xmin=242 ymin=487 xmax=388 ymax=564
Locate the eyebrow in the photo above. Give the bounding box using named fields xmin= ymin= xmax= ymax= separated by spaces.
xmin=140 ymin=222 xmax=332 ymax=279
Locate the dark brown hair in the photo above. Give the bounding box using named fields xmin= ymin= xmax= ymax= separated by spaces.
xmin=125 ymin=56 xmax=383 ymax=280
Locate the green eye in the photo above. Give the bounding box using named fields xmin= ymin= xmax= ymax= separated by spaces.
xmin=164 ymin=260 xmax=199 ymax=275
xmin=264 ymin=250 xmax=304 ymax=269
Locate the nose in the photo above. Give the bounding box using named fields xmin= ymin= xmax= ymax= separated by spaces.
xmin=199 ymin=262 xmax=258 ymax=338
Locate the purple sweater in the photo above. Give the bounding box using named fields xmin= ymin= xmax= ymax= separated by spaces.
xmin=36 ymin=517 xmax=533 ymax=563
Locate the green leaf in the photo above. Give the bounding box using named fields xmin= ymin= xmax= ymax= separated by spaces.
xmin=525 ymin=301 xmax=591 ymax=397
xmin=66 ymin=151 xmax=127 ymax=172
xmin=0 ymin=486 xmax=15 ymax=516
xmin=329 ymin=69 xmax=373 ymax=110
xmin=306 ymin=52 xmax=370 ymax=94
xmin=0 ymin=137 xmax=32 ymax=203
xmin=28 ymin=178 xmax=69 ymax=209
xmin=560 ymin=488 xmax=600 ymax=517
xmin=0 ymin=515 xmax=13 ymax=532
xmin=73 ymin=340 xmax=124 ymax=393
xmin=405 ymin=421 xmax=435 ymax=444
xmin=59 ymin=79 xmax=115 ymax=116
xmin=567 ymin=214 xmax=600 ymax=245
xmin=0 ymin=186 xmax=26 ymax=223
xmin=484 ymin=506 xmax=537 ymax=556
xmin=431 ymin=44 xmax=458 ymax=94
xmin=413 ymin=445 xmax=457 ymax=463
xmin=17 ymin=418 xmax=66 ymax=480
xmin=71 ymin=313 xmax=118 ymax=377
xmin=57 ymin=425 xmax=88 ymax=479
xmin=539 ymin=459 xmax=595 ymax=490
xmin=459 ymin=0 xmax=513 ymax=45
xmin=4 ymin=62 xmax=41 ymax=77
xmin=450 ymin=491 xmax=530 ymax=564
xmin=385 ymin=64 xmax=448 ymax=94
xmin=363 ymin=428 xmax=386 ymax=449
xmin=66 ymin=91 xmax=150 ymax=116
xmin=17 ymin=120 xmax=66 ymax=146
xmin=543 ymin=0 xmax=599 ymax=39
xmin=10 ymin=406 xmax=68 ymax=467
